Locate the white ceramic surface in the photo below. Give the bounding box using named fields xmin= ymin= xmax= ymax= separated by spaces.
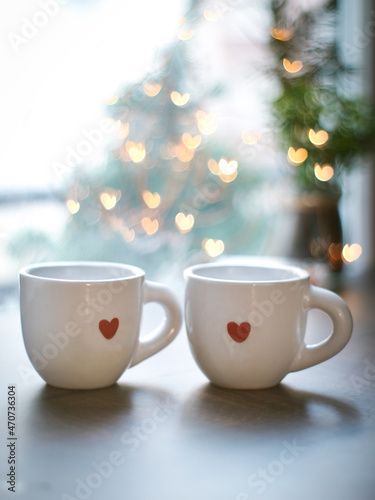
xmin=20 ymin=262 xmax=182 ymax=389
xmin=184 ymin=263 xmax=353 ymax=389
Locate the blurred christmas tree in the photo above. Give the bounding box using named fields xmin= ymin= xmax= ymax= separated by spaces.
xmin=269 ymin=0 xmax=375 ymax=271
xmin=58 ymin=0 xmax=269 ymax=278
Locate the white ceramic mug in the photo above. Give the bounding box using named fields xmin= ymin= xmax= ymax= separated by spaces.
xmin=184 ymin=263 xmax=353 ymax=389
xmin=20 ymin=262 xmax=182 ymax=389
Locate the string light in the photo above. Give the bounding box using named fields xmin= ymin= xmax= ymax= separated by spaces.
xmin=142 ymin=190 xmax=161 ymax=209
xmin=314 ymin=163 xmax=334 ymax=181
xmin=202 ymin=238 xmax=224 ymax=257
xmin=283 ymin=58 xmax=303 ymax=74
xmin=175 ymin=213 xmax=195 ymax=233
xmin=342 ymin=243 xmax=362 ymax=264
xmin=308 ymin=129 xmax=329 ymax=146
xmin=287 ymin=147 xmax=308 ymax=165
xmin=218 ymin=158 xmax=238 ymax=175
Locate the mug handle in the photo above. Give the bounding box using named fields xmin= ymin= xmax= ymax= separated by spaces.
xmin=130 ymin=281 xmax=182 ymax=367
xmin=289 ymin=285 xmax=353 ymax=372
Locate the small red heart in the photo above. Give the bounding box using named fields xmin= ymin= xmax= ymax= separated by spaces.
xmin=227 ymin=321 xmax=251 ymax=343
xmin=99 ymin=318 xmax=119 ymax=340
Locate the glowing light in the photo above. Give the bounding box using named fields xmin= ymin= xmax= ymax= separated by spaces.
xmin=143 ymin=82 xmax=162 ymax=97
xmin=314 ymin=163 xmax=334 ymax=182
xmin=118 ymin=122 xmax=129 ymax=140
xmin=287 ymin=147 xmax=308 ymax=165
xmin=196 ymin=110 xmax=217 ymax=135
xmin=141 ymin=217 xmax=159 ymax=235
xmin=177 ymin=16 xmax=186 ymax=27
xmin=121 ymin=227 xmax=135 ymax=243
xmin=241 ymin=131 xmax=261 ymax=145
xmin=170 ymin=91 xmax=190 ymax=107
xmin=207 ymin=159 xmax=219 ymax=175
xmin=182 ymin=133 xmax=201 ymax=150
xmin=175 ymin=143 xmax=194 ymax=162
xmin=342 ymin=243 xmax=362 ymax=264
xmin=218 ymin=158 xmax=238 ymax=175
xmin=219 ymin=171 xmax=238 ymax=183
xmin=203 ymin=10 xmax=222 ymax=22
xmin=283 ymin=58 xmax=303 ymax=74
xmin=202 ymin=238 xmax=225 ymax=257
xmin=271 ymin=27 xmax=293 ymax=41
xmin=308 ymin=129 xmax=329 ymax=146
xmin=66 ymin=199 xmax=80 ymax=214
xmin=106 ymin=96 xmax=119 ymax=105
xmin=100 ymin=191 xmax=119 ymax=210
xmin=126 ymin=141 xmax=146 ymax=163
xmin=177 ymin=29 xmax=194 ymax=40
xmin=175 ymin=213 xmax=195 ymax=233
xmin=142 ymin=190 xmax=161 ymax=209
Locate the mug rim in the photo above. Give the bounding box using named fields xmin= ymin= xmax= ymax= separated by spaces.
xmin=184 ymin=262 xmax=309 ymax=284
xmin=19 ymin=261 xmax=145 ymax=283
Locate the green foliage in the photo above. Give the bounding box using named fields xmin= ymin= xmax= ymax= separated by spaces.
xmin=270 ymin=0 xmax=375 ymax=192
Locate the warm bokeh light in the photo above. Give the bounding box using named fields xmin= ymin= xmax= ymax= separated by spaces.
xmin=202 ymin=238 xmax=225 ymax=257
xmin=241 ymin=131 xmax=261 ymax=145
xmin=66 ymin=199 xmax=80 ymax=214
xmin=271 ymin=27 xmax=293 ymax=41
xmin=177 ymin=28 xmax=194 ymax=40
xmin=314 ymin=163 xmax=334 ymax=181
xmin=342 ymin=243 xmax=362 ymax=264
xmin=283 ymin=58 xmax=303 ymax=73
xmin=308 ymin=129 xmax=329 ymax=146
xmin=117 ymin=121 xmax=129 ymax=140
xmin=207 ymin=158 xmax=219 ymax=175
xmin=287 ymin=147 xmax=308 ymax=165
xmin=120 ymin=227 xmax=135 ymax=243
xmin=175 ymin=143 xmax=195 ymax=162
xmin=196 ymin=110 xmax=217 ymax=135
xmin=182 ymin=133 xmax=201 ymax=150
xmin=143 ymin=82 xmax=162 ymax=97
xmin=218 ymin=158 xmax=238 ymax=175
xmin=170 ymin=91 xmax=190 ymax=107
xmin=142 ymin=190 xmax=161 ymax=209
xmin=106 ymin=96 xmax=119 ymax=105
xmin=203 ymin=10 xmax=222 ymax=22
xmin=126 ymin=141 xmax=146 ymax=163
xmin=100 ymin=191 xmax=119 ymax=210
xmin=219 ymin=171 xmax=238 ymax=183
xmin=175 ymin=212 xmax=195 ymax=233
xmin=141 ymin=217 xmax=159 ymax=235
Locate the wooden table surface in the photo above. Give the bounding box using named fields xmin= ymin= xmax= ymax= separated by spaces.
xmin=0 ymin=278 xmax=374 ymax=500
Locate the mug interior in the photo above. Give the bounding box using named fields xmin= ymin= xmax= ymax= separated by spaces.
xmin=21 ymin=262 xmax=144 ymax=282
xmin=185 ymin=264 xmax=309 ymax=283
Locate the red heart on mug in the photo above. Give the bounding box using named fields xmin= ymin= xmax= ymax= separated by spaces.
xmin=227 ymin=321 xmax=251 ymax=343
xmin=99 ymin=318 xmax=119 ymax=339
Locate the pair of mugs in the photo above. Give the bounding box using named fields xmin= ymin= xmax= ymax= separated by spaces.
xmin=19 ymin=261 xmax=353 ymax=390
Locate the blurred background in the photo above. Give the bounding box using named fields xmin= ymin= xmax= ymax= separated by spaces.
xmin=0 ymin=0 xmax=374 ymax=300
